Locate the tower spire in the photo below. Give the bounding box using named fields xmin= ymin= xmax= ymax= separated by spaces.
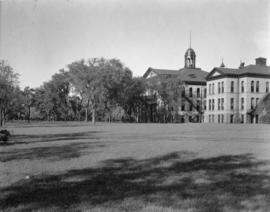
xmin=189 ymin=31 xmax=192 ymax=48
xmin=220 ymin=57 xmax=225 ymax=67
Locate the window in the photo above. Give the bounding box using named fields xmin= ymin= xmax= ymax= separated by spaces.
xmin=241 ymin=115 xmax=244 ymax=123
xmin=209 ymin=84 xmax=211 ymax=95
xmin=181 ymin=102 xmax=185 ymax=111
xmin=221 ymin=98 xmax=224 ymax=110
xmin=251 ymin=97 xmax=254 ymax=109
xmin=212 ymin=83 xmax=215 ymax=94
xmin=189 ymin=87 xmax=193 ymax=97
xmin=218 ymin=82 xmax=220 ymax=94
xmin=189 ymin=103 xmax=193 ymax=111
xmin=251 ymin=81 xmax=254 ymax=92
xmin=241 ymin=81 xmax=244 ymax=92
xmin=221 ymin=114 xmax=224 ymax=123
xmin=182 ymin=90 xmax=185 ymax=97
xmin=212 ymin=115 xmax=214 ymax=123
xmin=196 ymin=100 xmax=200 ymax=111
xmin=221 ymin=81 xmax=224 ymax=93
xmin=241 ymin=98 xmax=244 ymax=110
xmin=231 ymin=81 xmax=234 ymax=93
xmin=256 ymin=98 xmax=259 ymax=105
xmin=209 ymin=99 xmax=211 ymax=111
xmin=204 ymin=100 xmax=206 ymax=110
xmin=197 ymin=88 xmax=200 ymax=98
xmin=218 ymin=98 xmax=220 ymax=110
xmin=212 ymin=99 xmax=215 ymax=110
xmin=230 ymin=115 xmax=234 ymax=123
xmin=218 ymin=114 xmax=220 ymax=123
xmin=204 ymin=88 xmax=207 ymax=98
xmin=209 ymin=115 xmax=211 ymax=123
xmin=230 ymin=98 xmax=234 ymax=110
xmin=256 ymin=81 xmax=259 ymax=92
xmin=266 ymin=82 xmax=269 ymax=93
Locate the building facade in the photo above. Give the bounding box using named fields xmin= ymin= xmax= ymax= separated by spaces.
xmin=143 ymin=47 xmax=208 ymax=123
xmin=204 ymin=57 xmax=270 ymax=124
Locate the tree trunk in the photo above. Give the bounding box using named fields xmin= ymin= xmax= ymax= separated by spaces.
xmin=0 ymin=108 xmax=3 ymax=127
xmin=85 ymin=107 xmax=88 ymax=122
xmin=28 ymin=106 xmax=31 ymax=123
xmin=92 ymin=108 xmax=96 ymax=124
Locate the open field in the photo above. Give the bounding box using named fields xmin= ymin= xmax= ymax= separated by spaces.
xmin=1 ymin=122 xmax=270 ymax=212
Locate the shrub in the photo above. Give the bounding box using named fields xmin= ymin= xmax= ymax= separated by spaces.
xmin=0 ymin=129 xmax=11 ymax=144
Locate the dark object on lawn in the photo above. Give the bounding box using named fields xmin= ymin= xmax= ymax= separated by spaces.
xmin=0 ymin=129 xmax=11 ymax=144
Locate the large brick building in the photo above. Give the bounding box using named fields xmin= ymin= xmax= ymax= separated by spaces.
xmin=143 ymin=46 xmax=208 ymax=123
xmin=204 ymin=57 xmax=270 ymax=124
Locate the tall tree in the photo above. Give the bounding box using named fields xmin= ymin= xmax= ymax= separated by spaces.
xmin=34 ymin=70 xmax=70 ymax=121
xmin=0 ymin=60 xmax=19 ymax=126
xmin=23 ymin=86 xmax=35 ymax=123
xmin=68 ymin=58 xmax=133 ymax=124
xmin=147 ymin=75 xmax=183 ymax=122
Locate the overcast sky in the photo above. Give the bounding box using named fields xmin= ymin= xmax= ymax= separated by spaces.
xmin=1 ymin=0 xmax=270 ymax=88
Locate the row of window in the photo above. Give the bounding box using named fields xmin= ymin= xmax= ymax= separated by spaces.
xmin=208 ymin=114 xmax=259 ymax=124
xmin=209 ymin=97 xmax=260 ymax=111
xmin=208 ymin=81 xmax=270 ymax=95
xmin=208 ymin=114 xmax=234 ymax=123
xmin=185 ymin=87 xmax=207 ymax=98
xmin=209 ymin=82 xmax=225 ymax=95
xmin=208 ymin=98 xmax=225 ymax=111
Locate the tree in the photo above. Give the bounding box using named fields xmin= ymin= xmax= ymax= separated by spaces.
xmin=120 ymin=77 xmax=147 ymax=122
xmin=0 ymin=60 xmax=19 ymax=126
xmin=34 ymin=70 xmax=70 ymax=121
xmin=68 ymin=58 xmax=133 ymax=124
xmin=23 ymin=87 xmax=35 ymax=123
xmin=147 ymin=75 xmax=183 ymax=122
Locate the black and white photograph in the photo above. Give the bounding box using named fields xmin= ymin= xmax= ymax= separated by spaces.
xmin=0 ymin=0 xmax=270 ymax=211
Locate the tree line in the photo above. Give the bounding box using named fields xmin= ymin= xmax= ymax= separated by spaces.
xmin=0 ymin=57 xmax=186 ymax=126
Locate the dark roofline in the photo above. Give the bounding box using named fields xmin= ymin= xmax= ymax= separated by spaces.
xmin=207 ymin=68 xmax=270 ymax=81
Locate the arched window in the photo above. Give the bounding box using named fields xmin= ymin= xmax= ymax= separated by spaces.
xmin=189 ymin=87 xmax=193 ymax=97
xmin=230 ymin=81 xmax=234 ymax=93
xmin=256 ymin=81 xmax=259 ymax=92
xmin=266 ymin=82 xmax=269 ymax=93
xmin=230 ymin=98 xmax=234 ymax=110
xmin=241 ymin=81 xmax=244 ymax=92
xmin=251 ymin=81 xmax=254 ymax=92
xmin=197 ymin=88 xmax=200 ymax=97
xmin=251 ymin=97 xmax=254 ymax=109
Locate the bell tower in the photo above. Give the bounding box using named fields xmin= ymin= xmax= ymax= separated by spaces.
xmin=184 ymin=32 xmax=196 ymax=68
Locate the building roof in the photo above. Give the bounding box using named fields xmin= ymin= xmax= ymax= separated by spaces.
xmin=207 ymin=64 xmax=270 ymax=80
xmin=143 ymin=67 xmax=207 ymax=85
xmin=178 ymin=68 xmax=208 ymax=83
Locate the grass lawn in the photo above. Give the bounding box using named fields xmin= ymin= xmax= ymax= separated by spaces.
xmin=1 ymin=122 xmax=270 ymax=212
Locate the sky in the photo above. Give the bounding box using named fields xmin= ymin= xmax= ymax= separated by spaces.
xmin=1 ymin=0 xmax=270 ymax=88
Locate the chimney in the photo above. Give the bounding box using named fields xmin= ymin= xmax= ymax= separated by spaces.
xmin=239 ymin=62 xmax=245 ymax=68
xmin=255 ymin=57 xmax=267 ymax=66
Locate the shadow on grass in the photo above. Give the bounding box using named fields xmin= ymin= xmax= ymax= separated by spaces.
xmin=6 ymin=121 xmax=102 ymax=128
xmin=3 ymin=131 xmax=100 ymax=146
xmin=0 ymin=141 xmax=106 ymax=162
xmin=1 ymin=152 xmax=270 ymax=211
